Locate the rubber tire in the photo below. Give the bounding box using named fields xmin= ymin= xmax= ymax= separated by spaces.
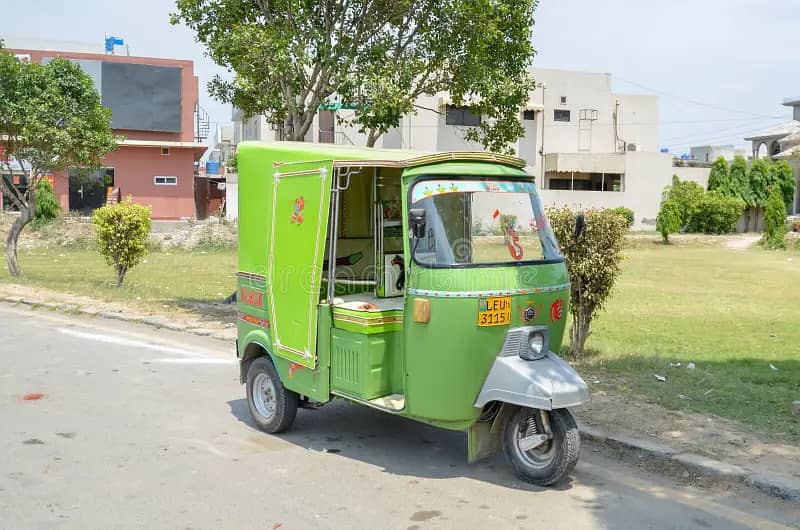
xmin=501 ymin=407 xmax=580 ymax=486
xmin=246 ymin=356 xmax=298 ymax=434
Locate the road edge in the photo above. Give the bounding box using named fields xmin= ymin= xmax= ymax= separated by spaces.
xmin=578 ymin=422 xmax=800 ymax=502
xmin=1 ymin=295 xmax=236 ymax=342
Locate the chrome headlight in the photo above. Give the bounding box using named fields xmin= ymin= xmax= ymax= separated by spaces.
xmin=501 ymin=326 xmax=550 ymax=361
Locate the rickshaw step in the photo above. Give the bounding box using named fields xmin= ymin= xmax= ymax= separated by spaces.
xmin=369 ymin=394 xmax=405 ymax=411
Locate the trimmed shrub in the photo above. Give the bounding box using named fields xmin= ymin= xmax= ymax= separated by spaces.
xmin=32 ymin=177 xmax=61 ymax=228
xmin=666 ymin=176 xmax=704 ymax=229
xmin=610 ymin=206 xmax=634 ymax=228
xmin=762 ymin=186 xmax=788 ymax=249
xmin=686 ymin=191 xmax=745 ymax=234
xmin=92 ymin=197 xmax=152 ymax=287
xmin=656 ymin=200 xmax=681 ymax=243
xmin=547 ymin=207 xmax=627 ymax=357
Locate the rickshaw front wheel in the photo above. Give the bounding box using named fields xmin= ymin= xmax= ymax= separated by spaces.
xmin=246 ymin=356 xmax=298 ymax=434
xmin=501 ymin=407 xmax=580 ymax=486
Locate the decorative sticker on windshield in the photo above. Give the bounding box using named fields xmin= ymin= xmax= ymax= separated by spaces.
xmin=411 ymin=179 xmax=536 ymax=203
xmin=500 ymin=214 xmax=524 ymax=260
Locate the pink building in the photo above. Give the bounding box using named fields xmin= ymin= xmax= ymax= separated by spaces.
xmin=4 ymin=47 xmax=208 ymax=219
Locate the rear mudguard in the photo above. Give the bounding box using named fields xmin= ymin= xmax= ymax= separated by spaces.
xmin=474 ymin=352 xmax=589 ymax=411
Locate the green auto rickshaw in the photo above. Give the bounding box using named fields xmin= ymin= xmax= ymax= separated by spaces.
xmin=235 ymin=141 xmax=589 ymax=485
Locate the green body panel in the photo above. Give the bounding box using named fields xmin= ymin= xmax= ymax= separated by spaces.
xmin=329 ymin=328 xmax=402 ymax=399
xmin=400 ymin=264 xmax=569 ymax=426
xmin=266 ymin=159 xmax=333 ymax=368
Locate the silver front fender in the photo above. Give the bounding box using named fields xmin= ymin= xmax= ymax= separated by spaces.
xmin=474 ymin=352 xmax=590 ymax=410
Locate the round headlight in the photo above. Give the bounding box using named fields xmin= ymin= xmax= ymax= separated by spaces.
xmin=527 ymin=332 xmax=545 ymax=359
xmin=528 ymin=333 xmax=544 ymax=354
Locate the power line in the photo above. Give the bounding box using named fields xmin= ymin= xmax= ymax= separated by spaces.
xmin=659 ymin=116 xmax=785 ymax=145
xmin=615 ymin=77 xmax=784 ymax=119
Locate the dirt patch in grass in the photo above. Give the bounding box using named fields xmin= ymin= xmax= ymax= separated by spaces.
xmin=0 ymin=212 xmax=238 ymax=251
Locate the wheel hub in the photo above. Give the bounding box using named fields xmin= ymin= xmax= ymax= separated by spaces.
xmin=252 ymin=372 xmax=277 ymax=421
xmin=513 ymin=411 xmax=555 ymax=469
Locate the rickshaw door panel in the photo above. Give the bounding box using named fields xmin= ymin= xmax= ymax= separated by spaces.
xmin=266 ymin=160 xmax=333 ymax=369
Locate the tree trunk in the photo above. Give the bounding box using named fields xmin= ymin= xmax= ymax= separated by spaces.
xmin=569 ymin=301 xmax=592 ymax=356
xmin=366 ymin=129 xmax=379 ymax=147
xmin=116 ymin=265 xmax=127 ymax=288
xmin=5 ymin=205 xmax=33 ymax=277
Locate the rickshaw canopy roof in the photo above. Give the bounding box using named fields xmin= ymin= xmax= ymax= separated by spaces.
xmin=236 ymin=141 xmax=527 ymax=170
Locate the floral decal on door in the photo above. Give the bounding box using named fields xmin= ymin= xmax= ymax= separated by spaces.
xmin=290 ymin=196 xmax=305 ymax=225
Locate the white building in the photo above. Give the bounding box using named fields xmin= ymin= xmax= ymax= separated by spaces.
xmin=744 ymin=98 xmax=800 ymax=213
xmin=690 ymin=145 xmax=748 ymax=163
xmin=232 ymin=68 xmax=709 ymax=228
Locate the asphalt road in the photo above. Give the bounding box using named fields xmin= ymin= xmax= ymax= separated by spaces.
xmin=0 ymin=302 xmax=797 ymax=530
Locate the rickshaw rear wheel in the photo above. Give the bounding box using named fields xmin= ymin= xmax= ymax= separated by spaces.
xmin=246 ymin=356 xmax=298 ymax=434
xmin=501 ymin=407 xmax=580 ymax=486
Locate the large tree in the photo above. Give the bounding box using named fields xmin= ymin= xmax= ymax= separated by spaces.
xmin=0 ymin=47 xmax=117 ymax=276
xmin=728 ymin=154 xmax=751 ymax=230
xmin=172 ymin=0 xmax=538 ymax=154
xmin=706 ymin=156 xmax=730 ymax=195
xmin=772 ymin=159 xmax=796 ymax=212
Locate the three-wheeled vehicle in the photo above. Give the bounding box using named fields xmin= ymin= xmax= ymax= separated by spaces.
xmin=236 ymin=142 xmax=589 ymax=485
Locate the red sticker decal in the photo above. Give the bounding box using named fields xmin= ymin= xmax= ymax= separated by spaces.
xmin=550 ymin=299 xmax=564 ymax=321
xmin=288 ymin=362 xmax=304 ymax=378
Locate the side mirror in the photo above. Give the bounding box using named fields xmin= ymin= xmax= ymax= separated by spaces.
xmin=409 ymin=208 xmax=426 ymax=239
xmin=575 ymin=212 xmax=586 ymax=241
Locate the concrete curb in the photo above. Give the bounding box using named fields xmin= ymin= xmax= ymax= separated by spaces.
xmin=1 ymin=295 xmax=237 ymax=342
xmin=579 ymin=423 xmax=800 ymax=502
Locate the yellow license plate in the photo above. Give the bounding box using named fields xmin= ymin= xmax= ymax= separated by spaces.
xmin=477 ymin=296 xmax=512 ymax=327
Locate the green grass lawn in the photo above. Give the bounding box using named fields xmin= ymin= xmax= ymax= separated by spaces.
xmin=0 ymin=247 xmax=238 ymax=307
xmin=1 ymin=240 xmax=798 ymax=441
xmin=578 ymin=242 xmax=800 ymax=442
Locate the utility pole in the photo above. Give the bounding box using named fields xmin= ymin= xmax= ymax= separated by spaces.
xmin=539 ymin=82 xmax=547 ymax=183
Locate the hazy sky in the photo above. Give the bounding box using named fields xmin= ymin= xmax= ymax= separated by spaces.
xmin=2 ymin=0 xmax=798 ymax=154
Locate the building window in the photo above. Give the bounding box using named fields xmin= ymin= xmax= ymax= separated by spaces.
xmin=445 ymin=105 xmax=481 ymax=126
xmin=560 ymin=96 xmax=567 ymax=104
xmin=154 ymin=176 xmax=178 ymax=186
xmin=161 ymin=147 xmax=170 ymax=156
xmin=554 ymin=109 xmax=571 ymax=122
xmin=522 ymin=110 xmax=536 ymax=121
xmin=545 ymin=172 xmax=624 ymax=192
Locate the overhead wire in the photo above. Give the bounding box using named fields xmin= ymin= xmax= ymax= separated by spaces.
xmin=615 ymin=77 xmax=784 ymax=119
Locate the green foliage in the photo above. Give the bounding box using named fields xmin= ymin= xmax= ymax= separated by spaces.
xmin=665 ymin=175 xmax=704 ymax=228
xmin=31 ymin=178 xmax=60 ymax=228
xmin=547 ymin=207 xmax=627 ymax=356
xmin=772 ymin=160 xmax=796 ymax=212
xmin=728 ymin=155 xmax=752 ymax=205
xmin=706 ymin=156 xmax=731 ymax=194
xmin=762 ymin=186 xmax=788 ymax=249
xmin=686 ymin=191 xmax=745 ymax=234
xmin=91 ymin=198 xmax=152 ymax=287
xmin=656 ymin=200 xmax=681 ymax=243
xmin=0 ymin=49 xmax=117 ymax=276
xmin=748 ymin=158 xmax=772 ymax=208
xmin=661 ymin=175 xmax=745 ymax=235
xmin=226 ymin=152 xmax=237 ymax=170
xmin=610 ymin=206 xmax=634 ymax=228
xmin=172 ymin=0 xmax=537 ymax=154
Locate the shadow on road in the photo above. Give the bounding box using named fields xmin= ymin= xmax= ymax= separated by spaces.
xmin=226 ymin=397 xmax=574 ymax=493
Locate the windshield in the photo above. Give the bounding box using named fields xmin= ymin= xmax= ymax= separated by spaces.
xmin=409 ymin=178 xmax=562 ymax=267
